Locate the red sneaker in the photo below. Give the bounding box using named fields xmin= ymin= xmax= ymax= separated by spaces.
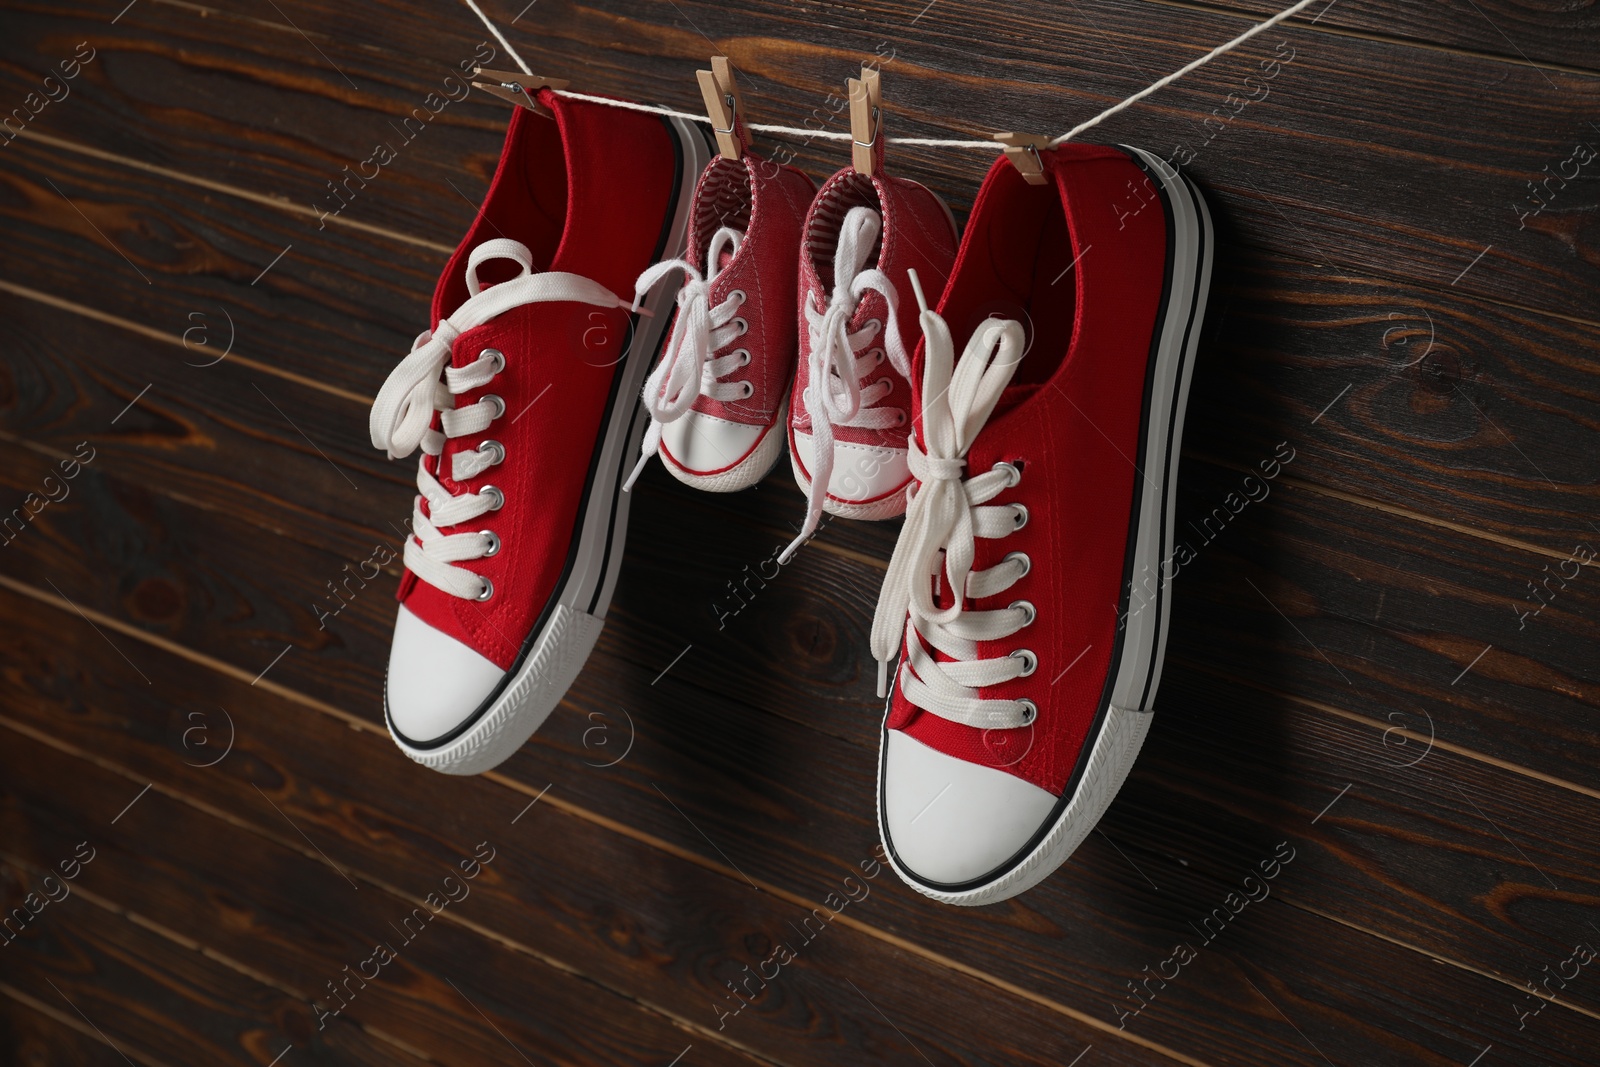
xmin=782 ymin=158 xmax=958 ymax=561
xmin=368 ymin=95 xmax=710 ymax=774
xmin=870 ymin=145 xmax=1214 ymax=903
xmin=625 ymin=152 xmax=814 ymax=492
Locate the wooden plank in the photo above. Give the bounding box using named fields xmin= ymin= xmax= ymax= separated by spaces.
xmin=1161 ymin=463 xmax=1600 ymax=791
xmin=11 ymin=419 xmax=1600 ymax=1041
xmin=3 ymin=0 xmax=1598 ymax=320
xmin=0 ymin=288 xmax=410 ymax=564
xmin=1186 ymin=247 xmax=1600 ymax=551
xmin=0 ymin=439 xmax=402 ymax=719
xmin=6 ymin=50 xmax=1600 ymax=552
xmin=601 ymin=463 xmax=1600 ymax=796
xmin=0 ymin=858 xmax=434 ymax=1067
xmin=210 ymin=0 xmax=1600 ymax=77
xmin=0 ymin=0 xmax=499 ymax=251
xmin=0 ymin=127 xmax=435 ymax=400
xmin=0 ymin=634 xmax=1161 ymax=1067
xmin=0 ymin=739 xmax=773 ymax=1067
xmin=4 ymin=578 xmax=1600 ymax=1065
xmin=0 ymin=990 xmax=137 ymax=1067
xmin=6 ymin=128 xmax=1600 ymax=593
xmin=4 ymin=278 xmax=1598 ymax=792
xmin=1080 ymin=0 xmax=1600 ymax=72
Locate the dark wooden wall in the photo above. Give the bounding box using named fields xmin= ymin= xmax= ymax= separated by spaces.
xmin=1 ymin=1 xmax=1598 ymax=1064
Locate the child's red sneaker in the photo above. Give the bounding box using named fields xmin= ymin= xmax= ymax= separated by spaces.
xmin=782 ymin=156 xmax=958 ymax=561
xmin=870 ymin=145 xmax=1214 ymax=903
xmin=369 ymin=94 xmax=709 ymax=774
xmin=625 ymin=151 xmax=814 ymax=492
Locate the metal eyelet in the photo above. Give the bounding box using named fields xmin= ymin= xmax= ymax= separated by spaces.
xmin=872 ymin=348 xmax=886 ymax=365
xmin=480 ymin=484 xmax=505 ymax=510
xmin=741 ymin=382 xmax=755 ymax=399
xmin=479 ymin=348 xmax=506 ymax=374
xmin=737 ymin=349 xmax=752 ymax=366
xmin=482 ymin=393 xmax=506 ymax=420
xmin=1010 ymin=599 xmax=1037 ymax=627
xmin=1016 ymin=698 xmax=1038 ymax=725
xmin=474 ymin=577 xmax=495 ymax=602
xmin=1011 ymin=649 xmax=1038 ymax=677
xmin=734 ymin=317 xmax=749 ymax=336
xmin=995 ymin=461 xmax=1022 ymax=487
xmin=731 ymin=289 xmax=747 ymax=305
xmin=1012 ymin=503 xmax=1030 ymax=530
xmin=477 ymin=439 xmax=505 ymax=466
xmin=480 ymin=530 xmax=501 ymax=557
xmin=894 ymin=410 xmax=907 ymax=426
xmin=1003 ymin=550 xmax=1031 ymax=578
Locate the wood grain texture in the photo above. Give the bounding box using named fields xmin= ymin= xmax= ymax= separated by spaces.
xmin=4 ymin=575 xmax=1600 ymax=1065
xmin=0 ymin=991 xmax=136 ymax=1067
xmin=7 ymin=307 xmax=1599 ymax=800
xmin=8 ymin=88 xmax=1600 ymax=551
xmin=0 ymin=738 xmax=771 ymax=1067
xmin=0 ymin=115 xmax=440 ymax=399
xmin=2 ymin=0 xmax=1598 ymax=1064
xmin=0 ymin=857 xmax=435 ymax=1067
xmin=0 ymin=596 xmax=1160 ymax=1067
xmin=3 ymin=0 xmax=1598 ymax=320
xmin=1108 ymin=0 xmax=1600 ymax=71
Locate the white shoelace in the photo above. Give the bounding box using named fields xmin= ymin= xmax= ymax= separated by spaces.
xmin=623 ymin=226 xmax=749 ymax=491
xmin=369 ymin=238 xmax=634 ymax=601
xmin=868 ymin=271 xmax=1037 ymax=730
xmin=780 ymin=206 xmax=910 ymax=564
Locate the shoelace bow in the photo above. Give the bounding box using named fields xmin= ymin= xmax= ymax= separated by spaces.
xmin=780 ymin=206 xmax=910 ymax=563
xmin=623 ymin=226 xmax=748 ymax=492
xmin=369 ymin=238 xmax=633 ymax=601
xmin=867 ymin=272 xmax=1036 ymax=730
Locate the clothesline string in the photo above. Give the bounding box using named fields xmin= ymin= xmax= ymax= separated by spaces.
xmin=462 ymin=0 xmax=1322 ymax=151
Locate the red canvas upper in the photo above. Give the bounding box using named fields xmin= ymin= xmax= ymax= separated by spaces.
xmin=659 ymin=152 xmax=814 ymax=473
xmin=884 ymin=146 xmax=1170 ymax=795
xmin=397 ymin=93 xmax=680 ymax=669
xmin=789 ymin=166 xmax=958 ymax=502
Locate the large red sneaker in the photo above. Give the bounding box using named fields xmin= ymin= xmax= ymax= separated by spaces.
xmin=781 ymin=152 xmax=958 ymax=561
xmin=368 ymin=94 xmax=710 ymax=775
xmin=869 ymin=145 xmax=1214 ymax=904
xmin=625 ymin=150 xmax=814 ymax=492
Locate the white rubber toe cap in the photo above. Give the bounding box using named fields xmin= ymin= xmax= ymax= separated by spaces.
xmin=386 ymin=604 xmax=507 ymax=745
xmin=792 ymin=429 xmax=907 ymax=502
xmin=662 ymin=410 xmax=765 ymax=475
xmin=882 ymin=730 xmax=1058 ymax=887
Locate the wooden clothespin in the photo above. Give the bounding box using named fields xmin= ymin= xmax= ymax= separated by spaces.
xmin=849 ymin=66 xmax=883 ymax=176
xmin=697 ymin=56 xmax=748 ymax=160
xmin=993 ymin=133 xmax=1050 ymax=185
xmin=471 ymin=68 xmax=570 ymax=119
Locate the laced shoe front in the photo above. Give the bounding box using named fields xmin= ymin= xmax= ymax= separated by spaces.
xmin=873 ymin=144 xmax=1215 ymax=904
xmin=627 ymin=152 xmax=814 ymax=493
xmin=367 ymin=94 xmax=711 ymax=775
xmin=785 ymin=160 xmax=958 ymax=561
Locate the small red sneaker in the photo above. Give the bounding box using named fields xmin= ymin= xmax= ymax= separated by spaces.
xmin=625 ymin=151 xmax=815 ymax=492
xmin=782 ymin=153 xmax=958 ymax=561
xmin=368 ymin=94 xmax=710 ymax=774
xmin=870 ymin=145 xmax=1214 ymax=904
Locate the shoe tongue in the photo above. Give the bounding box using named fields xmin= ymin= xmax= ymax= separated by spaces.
xmin=832 ymin=206 xmax=882 ymax=294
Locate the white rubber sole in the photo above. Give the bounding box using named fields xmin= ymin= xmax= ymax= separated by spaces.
xmin=389 ymin=115 xmax=712 ymax=776
xmin=661 ymin=398 xmax=789 ymax=493
xmin=879 ymin=147 xmax=1214 ymax=904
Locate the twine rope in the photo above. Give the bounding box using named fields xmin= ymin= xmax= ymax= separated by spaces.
xmin=461 ymin=0 xmax=1320 ymax=150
